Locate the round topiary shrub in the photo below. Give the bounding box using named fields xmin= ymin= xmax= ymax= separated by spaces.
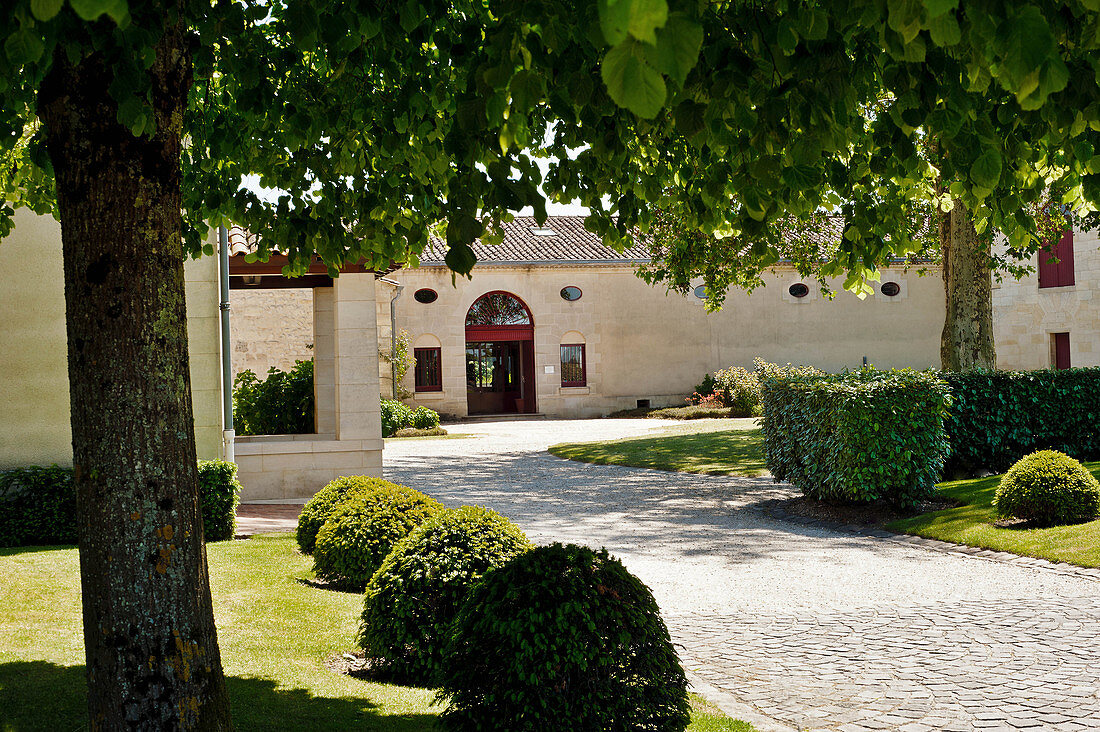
xmin=312 ymin=483 xmax=442 ymax=590
xmin=438 ymin=543 xmax=690 ymax=732
xmin=359 ymin=505 xmax=532 ymax=682
xmin=296 ymin=475 xmax=395 ymax=555
xmin=994 ymin=450 xmax=1100 ymax=527
xmin=411 ymin=405 xmax=440 ymax=430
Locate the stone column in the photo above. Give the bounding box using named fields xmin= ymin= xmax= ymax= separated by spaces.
xmin=332 ymin=273 xmax=382 ymax=442
xmin=313 ymin=287 xmax=336 ymax=436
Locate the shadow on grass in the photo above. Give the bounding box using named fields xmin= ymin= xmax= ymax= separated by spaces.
xmin=0 ymin=661 xmax=438 ymax=731
xmin=550 ymin=429 xmax=767 ymax=477
xmin=0 ymin=543 xmax=77 ymax=557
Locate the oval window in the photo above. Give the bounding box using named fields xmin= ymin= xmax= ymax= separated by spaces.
xmin=693 ymin=285 xmax=707 ymax=299
xmin=560 ymin=286 xmax=582 ymax=301
xmin=414 ymin=288 xmax=438 ymax=304
xmin=880 ymin=282 xmax=901 ymax=297
xmin=788 ymin=283 xmax=809 ymax=299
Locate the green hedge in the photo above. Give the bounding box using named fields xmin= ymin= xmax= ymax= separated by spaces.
xmin=381 ymin=400 xmax=440 ymax=437
xmin=943 ymin=368 xmax=1100 ymax=475
xmin=233 ymin=359 xmax=315 ymax=436
xmin=0 ymin=461 xmax=242 ymax=547
xmin=760 ymin=368 xmax=951 ymax=507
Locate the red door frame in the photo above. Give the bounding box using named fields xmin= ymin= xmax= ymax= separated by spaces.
xmin=465 ymin=292 xmax=537 ymax=414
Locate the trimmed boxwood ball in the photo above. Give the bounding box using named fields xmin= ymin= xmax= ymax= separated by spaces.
xmin=438 ymin=542 xmax=691 ymax=732
xmin=312 ymin=483 xmax=442 ymax=589
xmin=994 ymin=450 xmax=1100 ymax=526
xmin=297 ymin=475 xmax=394 ymax=555
xmin=359 ymin=505 xmax=532 ymax=682
xmin=411 ymin=406 xmax=441 ymax=430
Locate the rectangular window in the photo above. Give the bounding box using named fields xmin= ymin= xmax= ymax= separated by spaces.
xmin=1052 ymin=333 xmax=1071 ymax=370
xmin=560 ymin=344 xmax=586 ymax=387
xmin=414 ymin=347 xmax=442 ymax=391
xmin=1038 ymin=228 xmax=1075 ymax=288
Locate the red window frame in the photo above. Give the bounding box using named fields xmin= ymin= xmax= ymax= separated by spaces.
xmin=414 ymin=347 xmax=442 ymax=392
xmin=1038 ymin=228 xmax=1075 ymax=289
xmin=560 ymin=344 xmax=586 ymax=387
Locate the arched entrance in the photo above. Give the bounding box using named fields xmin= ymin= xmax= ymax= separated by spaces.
xmin=465 ymin=291 xmax=536 ymax=415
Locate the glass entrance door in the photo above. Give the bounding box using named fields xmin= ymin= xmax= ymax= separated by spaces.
xmin=466 ymin=341 xmax=523 ymax=414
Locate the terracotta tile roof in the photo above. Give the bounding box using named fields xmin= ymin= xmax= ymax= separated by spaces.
xmin=227 ymin=225 xmax=259 ymax=257
xmin=419 ymin=216 xmax=653 ymax=264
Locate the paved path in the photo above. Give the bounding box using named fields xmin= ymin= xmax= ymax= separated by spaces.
xmin=378 ymin=419 xmax=1100 ymax=732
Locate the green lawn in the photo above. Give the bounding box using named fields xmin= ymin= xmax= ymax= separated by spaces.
xmin=549 ymin=418 xmax=767 ymax=477
xmin=0 ymin=534 xmax=753 ymax=730
xmin=888 ymin=461 xmax=1100 ymax=568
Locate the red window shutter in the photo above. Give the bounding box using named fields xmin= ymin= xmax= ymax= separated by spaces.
xmin=1058 ymin=229 xmax=1075 ymax=287
xmin=1039 ymin=229 xmax=1074 ymax=288
xmin=1053 ymin=333 xmax=1071 ymax=370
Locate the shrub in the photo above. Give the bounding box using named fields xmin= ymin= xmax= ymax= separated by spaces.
xmin=312 ymin=482 xmax=442 ymax=589
xmin=380 ymin=398 xmax=415 ymax=437
xmin=713 ymin=365 xmax=762 ymax=417
xmin=0 ymin=465 xmax=76 ymax=547
xmin=392 ymin=426 xmax=449 ymax=438
xmin=943 ymin=368 xmax=1100 ymax=475
xmin=233 ymin=359 xmax=315 ymax=436
xmin=296 ymin=475 xmax=394 ymax=555
xmin=438 ymin=543 xmax=690 ymax=732
xmin=693 ymin=373 xmax=717 ymax=398
xmin=359 ymin=506 xmax=532 ymax=682
xmin=196 ymin=460 xmax=242 ymax=541
xmin=411 ymin=406 xmax=441 ymax=430
xmin=994 ymin=450 xmax=1100 ymax=526
xmin=760 ymin=368 xmax=951 ymax=507
xmin=1 ymin=462 xmax=241 ymax=547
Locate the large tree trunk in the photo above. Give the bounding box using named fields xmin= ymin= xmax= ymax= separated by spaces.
xmin=37 ymin=17 xmax=232 ymax=732
xmin=940 ymin=203 xmax=996 ymax=371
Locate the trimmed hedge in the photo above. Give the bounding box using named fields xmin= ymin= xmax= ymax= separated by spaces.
xmin=233 ymin=359 xmax=315 ymax=436
xmin=296 ymin=475 xmax=396 ymax=555
xmin=944 ymin=368 xmax=1100 ymax=475
xmin=359 ymin=506 xmax=532 ymax=682
xmin=760 ymin=368 xmax=951 ymax=507
xmin=312 ymin=482 xmax=442 ymax=589
xmin=438 ymin=543 xmax=690 ymax=732
xmin=0 ymin=461 xmax=241 ymax=547
xmin=994 ymin=450 xmax=1100 ymax=526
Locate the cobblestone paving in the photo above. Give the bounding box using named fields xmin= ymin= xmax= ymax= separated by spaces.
xmin=382 ymin=419 xmax=1100 ymax=732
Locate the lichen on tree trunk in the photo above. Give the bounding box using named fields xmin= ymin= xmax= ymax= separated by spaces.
xmin=940 ymin=202 xmax=996 ymax=372
xmin=37 ymin=17 xmax=231 ymax=732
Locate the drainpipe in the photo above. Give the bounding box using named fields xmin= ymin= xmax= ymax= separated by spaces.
xmin=218 ymin=225 xmax=235 ymax=462
xmin=380 ymin=277 xmax=404 ymax=399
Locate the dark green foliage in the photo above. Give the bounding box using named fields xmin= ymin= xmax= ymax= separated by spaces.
xmin=411 ymin=406 xmax=441 ymax=430
xmin=760 ymin=369 xmax=951 ymax=507
xmin=438 ymin=543 xmax=691 ymax=732
xmin=0 ymin=463 xmax=240 ymax=547
xmin=713 ymin=366 xmax=762 ymax=417
xmin=312 ymin=483 xmax=442 ymax=590
xmin=943 ymin=369 xmax=1100 ymax=475
xmin=380 ymin=399 xmax=415 ymax=438
xmin=296 ymin=476 xmax=397 ymax=556
xmin=359 ymin=506 xmax=532 ymax=683
xmin=233 ymin=359 xmax=315 ymax=436
xmin=196 ymin=460 xmax=242 ymax=542
xmin=0 ymin=466 xmax=76 ymax=547
xmin=693 ymin=373 xmax=717 ymax=398
xmin=994 ymin=450 xmax=1100 ymax=527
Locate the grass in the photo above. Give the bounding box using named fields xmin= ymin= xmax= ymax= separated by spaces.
xmin=0 ymin=534 xmax=754 ymax=730
xmin=549 ymin=418 xmax=767 ymax=477
xmin=888 ymin=460 xmax=1100 ymax=568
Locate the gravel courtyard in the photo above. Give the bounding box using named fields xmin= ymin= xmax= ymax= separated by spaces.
xmin=382 ymin=418 xmax=1100 ymax=732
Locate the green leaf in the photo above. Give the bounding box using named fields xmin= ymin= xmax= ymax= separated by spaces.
xmin=777 ymin=18 xmax=799 ymax=54
xmin=928 ymin=12 xmax=961 ymax=46
xmin=923 ymin=0 xmax=958 ymax=18
xmin=970 ymin=148 xmax=1003 ymax=189
xmin=599 ymin=0 xmax=668 ymax=46
xmin=888 ymin=0 xmax=924 ymax=44
xmin=4 ymin=28 xmax=45 ymax=65
xmin=601 ymin=41 xmax=666 ymax=119
xmin=647 ymin=14 xmax=702 ymax=86
xmin=443 ymin=241 xmax=477 ymax=276
xmin=994 ymin=7 xmax=1056 ymax=100
xmin=31 ymin=0 xmax=64 ymax=21
xmin=69 ymin=0 xmax=126 ymax=22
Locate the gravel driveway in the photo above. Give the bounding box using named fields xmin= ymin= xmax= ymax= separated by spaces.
xmin=384 ymin=418 xmax=1100 ymax=732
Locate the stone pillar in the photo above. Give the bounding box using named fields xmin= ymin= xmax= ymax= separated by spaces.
xmin=332 ymin=274 xmax=382 ymax=442
xmin=313 ymin=287 xmax=336 ymax=436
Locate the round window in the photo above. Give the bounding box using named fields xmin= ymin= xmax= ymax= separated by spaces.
xmin=413 ymin=288 xmax=438 ymax=304
xmin=788 ymin=283 xmax=809 ymax=299
xmin=693 ymin=285 xmax=707 ymax=299
xmin=880 ymin=282 xmax=901 ymax=297
xmin=560 ymin=286 xmax=582 ymax=301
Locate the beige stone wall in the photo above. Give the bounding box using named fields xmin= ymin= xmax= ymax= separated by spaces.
xmin=229 ymin=288 xmax=314 ymax=377
xmin=0 ymin=209 xmax=225 ymax=468
xmin=993 ymin=229 xmax=1100 ymax=370
xmin=390 ymin=263 xmax=944 ymax=418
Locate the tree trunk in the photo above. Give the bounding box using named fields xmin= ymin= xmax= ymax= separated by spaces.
xmin=940 ymin=202 xmax=996 ymax=371
xmin=37 ymin=17 xmax=232 ymax=732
